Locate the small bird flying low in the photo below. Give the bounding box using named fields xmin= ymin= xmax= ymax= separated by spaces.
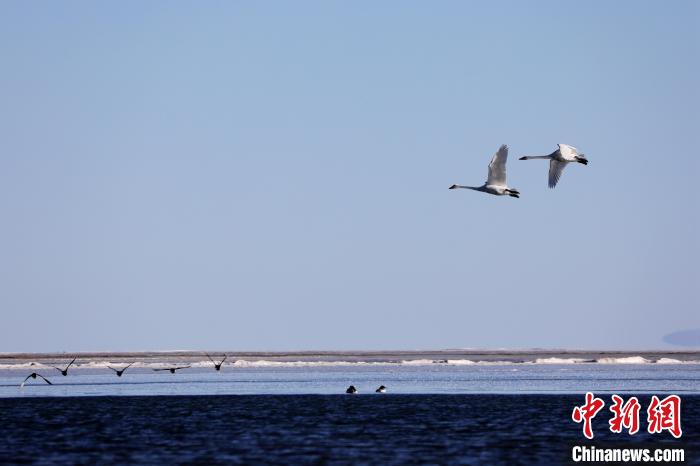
xmin=346 ymin=385 xmax=358 ymax=394
xmin=206 ymin=354 xmax=228 ymax=371
xmin=375 ymin=385 xmax=387 ymax=393
xmin=519 ymin=143 xmax=588 ymax=188
xmin=153 ymin=366 xmax=191 ymax=374
xmin=449 ymin=144 xmax=520 ymax=198
xmin=107 ymin=362 xmax=135 ymax=377
xmin=20 ymin=373 xmax=53 ymax=388
xmin=53 ymin=357 xmax=77 ymax=376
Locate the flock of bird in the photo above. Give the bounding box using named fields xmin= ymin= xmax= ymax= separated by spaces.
xmin=19 ymin=146 xmax=587 ymax=391
xmin=20 ymin=355 xmax=387 ymax=393
xmin=19 ymin=354 xmax=225 ymax=388
xmin=449 ymin=143 xmax=588 ymax=197
xmin=20 ymin=356 xmax=391 ymax=394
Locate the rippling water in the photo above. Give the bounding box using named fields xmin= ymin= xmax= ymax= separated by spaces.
xmin=1 ymin=364 xmax=698 ymax=464
xmin=1 ymin=395 xmax=698 ymax=465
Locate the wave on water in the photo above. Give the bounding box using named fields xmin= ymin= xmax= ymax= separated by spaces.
xmin=655 ymin=357 xmax=699 ymax=364
xmin=533 ymin=358 xmax=590 ymax=364
xmin=595 ymin=356 xmax=651 ymax=364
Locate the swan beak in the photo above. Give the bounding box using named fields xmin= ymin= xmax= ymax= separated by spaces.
xmin=578 ymin=159 xmax=588 ymax=165
xmin=448 ymin=185 xmax=457 ymax=189
xmin=518 ymin=156 xmax=527 ymax=160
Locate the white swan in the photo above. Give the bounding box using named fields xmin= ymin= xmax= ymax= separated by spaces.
xmin=449 ymin=144 xmax=520 ymax=198
xmin=519 ymin=144 xmax=588 ymax=188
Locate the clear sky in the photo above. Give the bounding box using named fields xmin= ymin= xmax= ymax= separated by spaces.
xmin=1 ymin=1 xmax=698 ymax=352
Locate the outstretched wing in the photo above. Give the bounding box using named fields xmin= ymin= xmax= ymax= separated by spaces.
xmin=220 ymin=355 xmax=228 ymax=364
xmin=175 ymin=366 xmax=191 ymax=370
xmin=557 ymin=144 xmax=578 ymax=159
xmin=65 ymin=357 xmax=77 ymax=370
xmin=123 ymin=362 xmax=134 ymax=371
xmin=37 ymin=374 xmax=52 ymax=385
xmin=107 ymin=366 xmax=118 ymax=372
xmin=549 ymin=160 xmax=567 ymax=188
xmin=487 ymin=144 xmax=509 ymax=186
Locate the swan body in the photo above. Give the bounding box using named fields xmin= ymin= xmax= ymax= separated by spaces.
xmin=449 ymin=144 xmax=520 ymax=198
xmin=519 ymin=143 xmax=588 ymax=188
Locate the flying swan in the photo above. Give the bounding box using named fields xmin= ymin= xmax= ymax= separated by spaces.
xmin=449 ymin=144 xmax=520 ymax=198
xmin=519 ymin=143 xmax=588 ymax=188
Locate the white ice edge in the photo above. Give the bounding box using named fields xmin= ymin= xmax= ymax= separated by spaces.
xmin=1 ymin=356 xmax=699 ymax=370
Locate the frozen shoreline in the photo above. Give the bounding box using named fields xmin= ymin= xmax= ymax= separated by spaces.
xmin=1 ymin=349 xmax=699 ymax=367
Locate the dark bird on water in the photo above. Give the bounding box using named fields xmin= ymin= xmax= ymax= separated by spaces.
xmin=206 ymin=353 xmax=228 ymax=371
xmin=153 ymin=366 xmax=190 ymax=374
xmin=376 ymin=385 xmax=387 ymax=393
xmin=20 ymin=373 xmax=52 ymax=388
xmin=53 ymin=357 xmax=77 ymax=376
xmin=346 ymin=385 xmax=358 ymax=394
xmin=107 ymin=362 xmax=135 ymax=377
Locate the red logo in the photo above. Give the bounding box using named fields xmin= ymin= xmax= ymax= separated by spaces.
xmin=609 ymin=395 xmax=641 ymax=435
xmin=572 ymin=393 xmax=682 ymax=439
xmin=572 ymin=392 xmax=606 ymax=439
xmin=647 ymin=395 xmax=682 ymax=438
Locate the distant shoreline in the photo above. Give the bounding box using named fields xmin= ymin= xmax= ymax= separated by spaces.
xmin=1 ymin=349 xmax=699 ymax=365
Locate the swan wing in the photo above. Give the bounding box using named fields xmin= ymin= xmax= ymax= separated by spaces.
xmin=557 ymin=144 xmax=578 ymax=160
xmin=487 ymin=144 xmax=508 ymax=186
xmin=549 ymin=160 xmax=567 ymax=188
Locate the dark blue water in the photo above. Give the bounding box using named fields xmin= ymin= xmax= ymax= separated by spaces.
xmin=1 ymin=395 xmax=697 ymax=465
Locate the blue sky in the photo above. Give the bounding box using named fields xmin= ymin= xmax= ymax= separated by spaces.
xmin=1 ymin=1 xmax=698 ymax=352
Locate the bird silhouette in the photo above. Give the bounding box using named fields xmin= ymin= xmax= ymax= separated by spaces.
xmin=206 ymin=353 xmax=228 ymax=371
xmin=449 ymin=144 xmax=520 ymax=198
xmin=153 ymin=366 xmax=190 ymax=374
xmin=346 ymin=385 xmax=358 ymax=394
xmin=107 ymin=362 xmax=135 ymax=377
xmin=375 ymin=385 xmax=387 ymax=393
xmin=52 ymin=357 xmax=77 ymax=376
xmin=20 ymin=373 xmax=52 ymax=388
